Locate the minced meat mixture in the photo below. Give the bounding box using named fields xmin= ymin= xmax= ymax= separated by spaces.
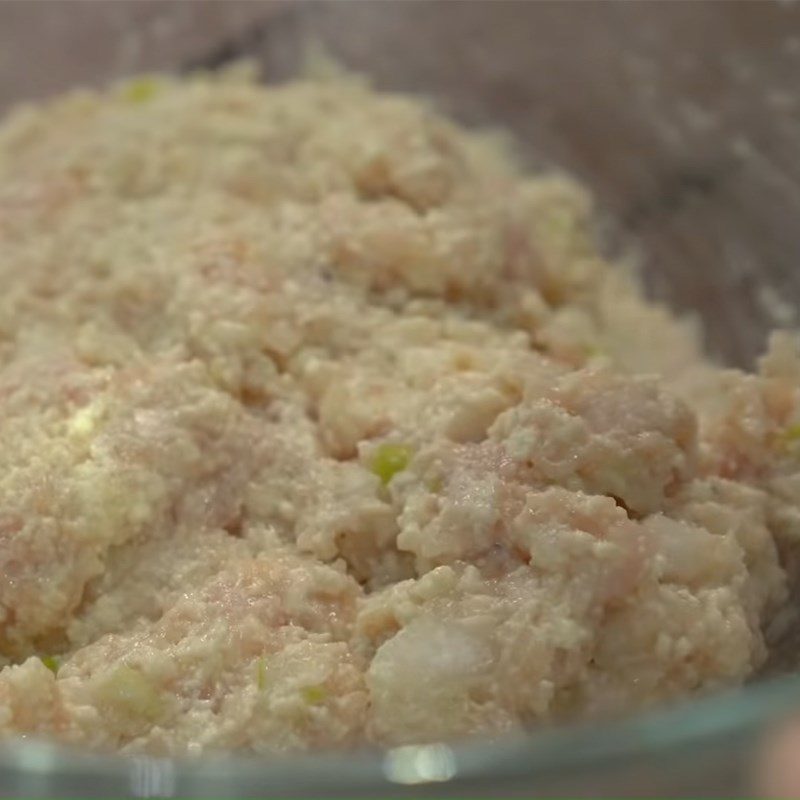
xmin=0 ymin=68 xmax=798 ymax=756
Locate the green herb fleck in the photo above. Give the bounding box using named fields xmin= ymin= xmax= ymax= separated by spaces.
xmin=370 ymin=443 xmax=413 ymax=485
xmin=41 ymin=656 xmax=60 ymax=675
xmin=301 ymin=685 xmax=327 ymax=705
xmin=775 ymin=423 xmax=800 ymax=452
xmin=784 ymin=423 xmax=800 ymax=442
xmin=583 ymin=344 xmax=605 ymax=359
xmin=256 ymin=658 xmax=268 ymax=691
xmin=121 ymin=77 xmax=162 ymax=104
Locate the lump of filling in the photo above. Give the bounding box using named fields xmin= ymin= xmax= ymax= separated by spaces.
xmin=0 ymin=68 xmax=797 ymax=756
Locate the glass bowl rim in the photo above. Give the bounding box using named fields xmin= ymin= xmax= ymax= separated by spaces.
xmin=3 ymin=672 xmax=800 ymax=797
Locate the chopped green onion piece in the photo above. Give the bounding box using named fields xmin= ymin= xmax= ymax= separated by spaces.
xmin=41 ymin=656 xmax=60 ymax=675
xmin=96 ymin=666 xmax=162 ymax=722
xmin=301 ymin=685 xmax=327 ymax=705
xmin=370 ymin=443 xmax=412 ymax=485
xmin=122 ymin=77 xmax=161 ymax=104
xmin=784 ymin=424 xmax=800 ymax=442
xmin=256 ymin=657 xmax=268 ymax=691
xmin=584 ymin=344 xmax=605 ymax=358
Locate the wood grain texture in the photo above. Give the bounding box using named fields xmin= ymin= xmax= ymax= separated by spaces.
xmin=1 ymin=0 xmax=799 ymax=367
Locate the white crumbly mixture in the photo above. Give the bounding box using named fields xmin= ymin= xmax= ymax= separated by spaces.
xmin=0 ymin=68 xmax=798 ymax=756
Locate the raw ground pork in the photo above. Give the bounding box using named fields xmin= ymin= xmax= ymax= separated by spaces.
xmin=0 ymin=68 xmax=798 ymax=755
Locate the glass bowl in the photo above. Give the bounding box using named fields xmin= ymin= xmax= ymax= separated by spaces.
xmin=2 ymin=2 xmax=800 ymax=796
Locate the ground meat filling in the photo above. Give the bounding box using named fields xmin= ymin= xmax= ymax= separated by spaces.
xmin=0 ymin=69 xmax=796 ymax=755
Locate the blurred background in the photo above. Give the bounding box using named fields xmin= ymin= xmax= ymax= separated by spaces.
xmin=1 ymin=1 xmax=799 ymax=368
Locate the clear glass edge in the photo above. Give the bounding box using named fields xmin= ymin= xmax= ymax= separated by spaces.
xmin=2 ymin=673 xmax=800 ymax=797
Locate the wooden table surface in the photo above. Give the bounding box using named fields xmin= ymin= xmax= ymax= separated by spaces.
xmin=1 ymin=0 xmax=799 ymax=367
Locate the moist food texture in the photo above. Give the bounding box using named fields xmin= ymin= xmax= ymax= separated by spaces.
xmin=0 ymin=69 xmax=799 ymax=755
